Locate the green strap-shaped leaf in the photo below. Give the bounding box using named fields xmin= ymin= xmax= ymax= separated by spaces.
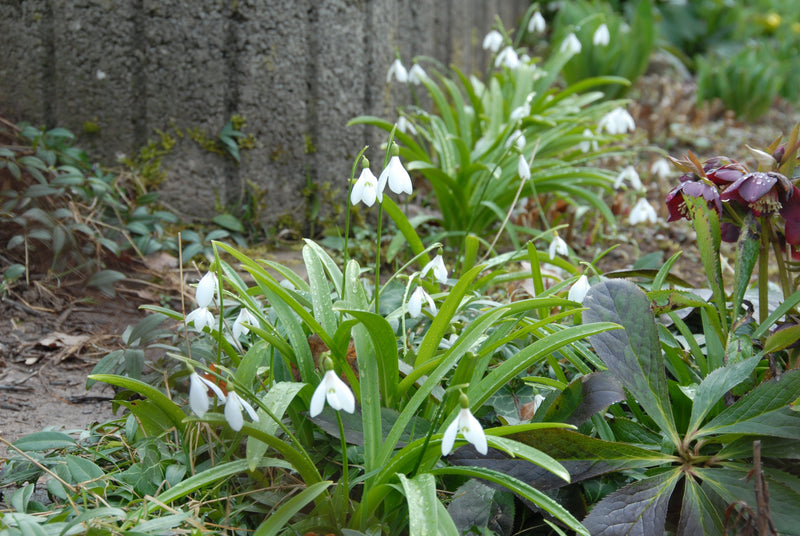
xmin=246 ymin=381 xmax=306 ymax=471
xmin=303 ymin=243 xmax=337 ymax=337
xmin=584 ymin=280 xmax=679 ymax=447
xmin=88 ymin=374 xmax=186 ymax=434
xmin=398 ymin=473 xmax=454 ymax=536
xmin=252 ymin=481 xmax=333 ymax=536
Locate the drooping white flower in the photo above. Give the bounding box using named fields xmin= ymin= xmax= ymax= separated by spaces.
xmin=568 ymin=275 xmax=591 ymax=303
xmin=409 ymin=286 xmax=437 ymax=318
xmin=506 ymin=129 xmax=526 ymax=150
xmin=186 ymin=307 xmax=215 ymax=332
xmin=397 ymin=116 xmax=417 ymax=135
xmin=528 ymin=12 xmax=546 ymax=34
xmin=593 ymin=23 xmax=610 ymax=46
xmin=531 ymin=394 xmax=546 ymax=415
xmin=189 ymin=372 xmax=226 ymax=418
xmin=196 ymin=272 xmax=218 ymax=308
xmin=378 ymin=156 xmax=413 ymax=196
xmin=482 ymin=30 xmax=504 ymax=53
xmin=232 ymin=307 xmax=258 ymax=339
xmin=614 ymin=165 xmax=643 ymax=190
xmin=518 ymin=154 xmax=531 ymax=181
xmin=650 ymin=158 xmax=671 ymax=180
xmin=629 ymin=198 xmax=658 ymax=225
xmin=224 ymin=391 xmax=260 ymax=432
xmin=548 ymin=234 xmax=569 ymax=260
xmin=510 ymin=103 xmax=530 ymax=122
xmin=350 ymin=167 xmax=382 ymax=207
xmin=560 ymin=33 xmax=582 ymax=55
xmin=408 ymin=64 xmax=427 ymax=85
xmin=494 ymin=46 xmax=520 ymax=69
xmin=387 ymin=58 xmax=408 ymax=83
xmin=310 ymin=370 xmax=356 ymax=417
xmin=579 ymin=128 xmax=599 ymax=153
xmin=442 ymin=406 xmax=488 ymax=456
xmin=598 ymin=107 xmax=636 ymax=135
xmin=421 ymin=255 xmax=448 ymax=284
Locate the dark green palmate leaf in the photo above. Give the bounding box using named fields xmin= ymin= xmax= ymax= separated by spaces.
xmin=582 ymin=470 xmax=681 ymax=536
xmin=583 ymin=280 xmax=679 ymax=446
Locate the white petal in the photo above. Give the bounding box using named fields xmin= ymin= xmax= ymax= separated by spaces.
xmin=549 ymin=236 xmax=568 ymax=260
xmin=238 ymin=396 xmax=260 ymax=422
xmin=482 ymin=30 xmax=503 ymax=52
xmin=528 ymin=12 xmax=545 ymax=33
xmin=593 ymin=23 xmax=610 ymax=46
xmin=189 ymin=373 xmax=210 ymax=417
xmin=441 ymin=415 xmax=460 ymax=456
xmin=225 ymin=392 xmax=244 ymax=431
xmin=310 ymin=378 xmax=327 ymax=417
xmin=187 ymin=307 xmax=214 ymax=332
xmin=408 ymin=287 xmax=424 ymax=318
xmin=560 ymin=33 xmax=582 ymax=55
xmin=329 ymin=372 xmax=356 ymax=413
xmin=196 ymin=272 xmax=217 ymax=308
xmin=460 ymin=409 xmax=488 ymax=455
xmin=408 ymin=64 xmax=427 ymax=85
xmin=387 ymin=59 xmax=408 ymax=83
xmin=198 ymin=374 xmax=226 ymax=403
xmin=568 ymin=275 xmax=591 ymax=303
xmin=518 ymin=155 xmax=531 ymax=181
xmin=424 ymin=290 xmax=437 ymax=315
xmin=350 ymin=178 xmax=365 ymax=205
xmin=532 ymin=394 xmax=546 ymax=415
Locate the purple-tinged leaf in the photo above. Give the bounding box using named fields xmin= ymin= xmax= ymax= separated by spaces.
xmin=539 ymin=372 xmax=625 ymax=427
xmin=676 ymin=476 xmax=724 ymax=536
xmin=447 ymin=479 xmax=514 ymax=536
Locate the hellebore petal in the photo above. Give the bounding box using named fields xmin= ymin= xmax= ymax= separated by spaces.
xmin=720 ymin=171 xmax=792 ymax=215
xmin=528 ymin=11 xmax=546 ymax=33
xmin=351 ymin=167 xmax=381 ymax=207
xmin=666 ymin=179 xmax=722 ymax=222
xmin=378 ymin=156 xmax=413 ymax=195
xmin=482 ymin=30 xmax=504 ymax=52
xmin=598 ymin=108 xmax=635 ymax=135
xmin=310 ymin=370 xmax=355 ymax=417
xmin=196 ymin=272 xmax=218 ymax=308
xmin=629 ymin=198 xmax=658 ymax=225
xmin=593 ymin=23 xmax=610 ymax=46
xmin=409 ymin=286 xmax=436 ymax=318
xmin=549 ymin=234 xmax=569 ymax=260
xmin=224 ymin=391 xmax=259 ymax=432
xmin=387 ymin=58 xmax=408 ymax=83
xmin=421 ymin=255 xmax=448 ymax=284
xmin=560 ymin=33 xmax=582 ymax=55
xmin=186 ymin=307 xmax=215 ymax=332
xmin=568 ymin=275 xmax=591 ymax=303
xmin=781 ymin=186 xmax=800 ymax=245
xmin=518 ymin=155 xmax=531 ymax=181
xmin=441 ymin=407 xmax=487 ymax=456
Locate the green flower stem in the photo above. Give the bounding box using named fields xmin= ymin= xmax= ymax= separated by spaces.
xmin=759 ymin=216 xmax=770 ymax=324
xmin=767 ymin=222 xmax=792 ymax=304
xmin=336 ymin=410 xmax=350 ymax=512
xmin=343 ymin=147 xmax=370 ymax=298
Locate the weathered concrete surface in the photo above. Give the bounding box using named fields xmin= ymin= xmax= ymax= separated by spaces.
xmin=0 ymin=0 xmax=527 ymax=230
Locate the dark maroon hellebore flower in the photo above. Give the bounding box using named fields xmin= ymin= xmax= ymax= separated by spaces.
xmin=720 ymin=171 xmax=793 ymax=216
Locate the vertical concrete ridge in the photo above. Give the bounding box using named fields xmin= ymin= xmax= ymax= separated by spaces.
xmin=363 ymin=0 xmax=375 ymax=153
xmin=131 ymin=0 xmax=147 ymax=151
xmin=305 ymin=0 xmax=320 ymax=188
xmin=224 ymin=4 xmax=243 ymax=207
xmin=41 ymin=0 xmax=56 ymax=129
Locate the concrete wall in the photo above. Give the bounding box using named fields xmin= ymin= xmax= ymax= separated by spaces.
xmin=0 ymin=0 xmax=527 ymax=230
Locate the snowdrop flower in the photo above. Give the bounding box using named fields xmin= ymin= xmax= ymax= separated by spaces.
xmin=560 ymin=33 xmax=582 ymax=55
xmin=421 ymin=255 xmax=448 ymax=284
xmin=387 ymin=58 xmax=408 ymax=83
xmin=568 ymin=275 xmax=591 ymax=303
xmin=408 ymin=64 xmax=427 ymax=85
xmin=408 ymin=286 xmax=437 ymax=318
xmin=510 ymin=103 xmax=530 ymax=122
xmin=531 ymin=394 xmax=546 ymax=415
xmin=189 ymin=372 xmax=226 ymax=418
xmin=650 ymin=158 xmax=671 ymax=180
xmin=196 ymin=272 xmax=218 ymax=308
xmin=232 ymin=307 xmax=258 ymax=339
xmin=506 ymin=129 xmax=526 ymax=150
xmin=614 ymin=165 xmax=643 ymax=190
xmin=310 ymin=364 xmax=356 ymax=417
xmin=629 ymin=198 xmax=658 ymax=225
xmin=598 ymin=107 xmax=635 ymax=135
xmin=224 ymin=391 xmax=259 ymax=432
xmin=593 ymin=23 xmax=610 ymax=46
xmin=549 ymin=233 xmax=569 ymax=260
xmin=186 ymin=307 xmax=214 ymax=332
xmin=518 ymin=154 xmax=531 ymax=181
xmin=528 ymin=12 xmax=546 ymax=34
xmin=442 ymin=394 xmax=487 ymax=456
xmin=397 ymin=116 xmax=416 ymax=135
xmin=482 ymin=30 xmax=504 ymax=53
xmin=495 ymin=46 xmax=520 ymax=69
xmin=579 ymin=129 xmax=599 ymax=153
xmin=350 ymin=167 xmax=382 ymax=207
xmin=378 ymin=155 xmax=413 ymax=196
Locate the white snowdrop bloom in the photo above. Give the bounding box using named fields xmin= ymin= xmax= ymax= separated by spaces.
xmin=442 ymin=406 xmax=487 ymax=456
xmin=186 ymin=307 xmax=214 ymax=332
xmin=494 ymin=46 xmax=520 ymax=69
xmin=549 ymin=234 xmax=569 ymax=260
xmin=439 ymin=334 xmax=459 ymax=350
xmin=614 ymin=165 xmax=643 ymax=190
xmin=568 ymin=275 xmax=591 ymax=303
xmin=224 ymin=391 xmax=259 ymax=432
xmin=408 ymin=286 xmax=436 ymax=318
xmin=378 ymin=156 xmax=413 ymax=196
xmin=528 ymin=12 xmax=546 ymax=34
xmin=408 ymin=64 xmax=427 ymax=85
xmin=387 ymin=58 xmax=408 ymax=83
xmin=560 ymin=33 xmax=582 ymax=55
xmin=598 ymin=107 xmax=636 ymax=135
xmin=510 ymin=103 xmax=530 ymax=122
xmin=350 ymin=167 xmax=382 ymax=207
xmin=310 ymin=370 xmax=356 ymax=417
xmin=506 ymin=129 xmax=526 ymax=150
xmin=593 ymin=23 xmax=610 ymax=46
xmin=196 ymin=272 xmax=218 ymax=308
xmin=650 ymin=158 xmax=672 ymax=180
xmin=482 ymin=30 xmax=504 ymax=53
xmin=96 ymin=70 xmax=107 ymax=80
xmin=189 ymin=372 xmax=226 ymax=418
xmin=518 ymin=154 xmax=531 ymax=181
xmin=579 ymin=129 xmax=598 ymax=153
xmin=628 ymin=198 xmax=658 ymax=225
xmin=397 ymin=116 xmax=417 ymax=135
xmin=421 ymin=255 xmax=448 ymax=284
xmin=232 ymin=308 xmax=258 ymax=339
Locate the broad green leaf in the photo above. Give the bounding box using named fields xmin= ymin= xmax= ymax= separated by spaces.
xmin=398 ymin=473 xmax=442 ymax=536
xmin=212 ymin=213 xmax=244 ymax=233
xmin=253 ymin=481 xmax=333 ymax=536
xmin=696 ymin=370 xmax=800 ymax=438
xmin=677 ymin=476 xmax=724 ymax=536
xmin=583 ymin=470 xmax=681 ymax=536
xmin=11 ymin=431 xmax=76 ymax=452
xmin=487 ymin=436 xmax=570 ymax=483
xmin=763 ymin=323 xmax=800 ymax=354
xmin=246 ymin=381 xmax=305 ymax=471
xmin=584 ymin=280 xmax=679 ymax=446
xmin=65 ymin=455 xmax=105 ymax=491
xmin=687 ymin=354 xmax=761 ymax=436
xmin=235 ymin=340 xmax=270 ymax=390
xmin=89 ymin=374 xmax=186 ymax=433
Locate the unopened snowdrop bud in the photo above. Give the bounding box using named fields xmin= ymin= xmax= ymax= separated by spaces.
xmin=650 ymin=158 xmax=671 ymax=180
xmin=441 ymin=393 xmax=487 ymax=456
xmin=387 ymin=58 xmax=408 ymax=83
xmin=482 ymin=30 xmax=504 ymax=53
xmin=518 ymin=154 xmax=531 ymax=181
xmin=593 ymin=23 xmax=610 ymax=46
xmin=528 ymin=12 xmax=546 ymax=34
xmin=548 ymin=233 xmax=569 ymax=260
xmin=196 ymin=272 xmax=217 ymax=308
xmin=599 ymin=107 xmax=635 ymax=135
xmin=614 ymin=166 xmax=643 ymax=191
xmin=568 ymin=275 xmax=591 ymax=303
xmin=561 ymin=33 xmax=582 ymax=55
xmin=628 ymin=198 xmax=658 ymax=225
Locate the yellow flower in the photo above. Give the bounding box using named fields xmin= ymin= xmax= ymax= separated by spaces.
xmin=765 ymin=12 xmax=781 ymax=30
